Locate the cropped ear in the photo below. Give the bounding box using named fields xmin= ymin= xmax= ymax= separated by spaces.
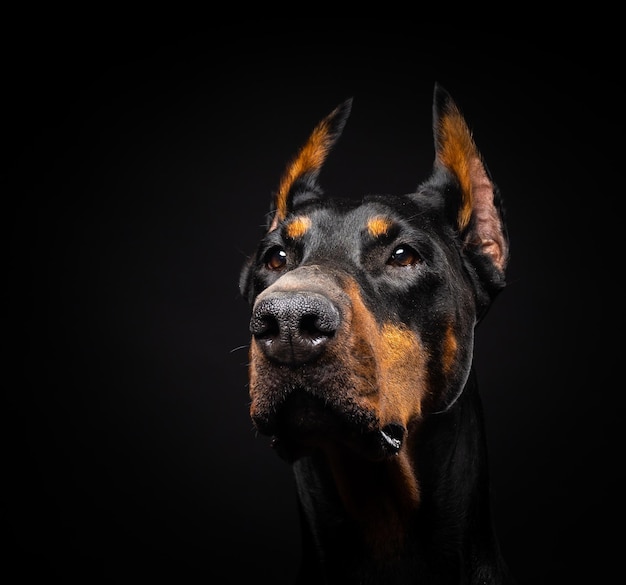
xmin=432 ymin=84 xmax=509 ymax=275
xmin=268 ymin=99 xmax=352 ymax=231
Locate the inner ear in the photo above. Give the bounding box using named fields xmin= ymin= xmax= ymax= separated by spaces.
xmin=465 ymin=158 xmax=508 ymax=273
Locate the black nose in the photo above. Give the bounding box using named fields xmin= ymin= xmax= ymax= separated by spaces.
xmin=250 ymin=292 xmax=340 ymax=365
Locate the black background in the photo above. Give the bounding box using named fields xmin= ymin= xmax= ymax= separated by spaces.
xmin=8 ymin=25 xmax=619 ymax=584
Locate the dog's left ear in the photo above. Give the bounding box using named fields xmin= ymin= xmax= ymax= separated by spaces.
xmin=431 ymin=84 xmax=509 ymax=283
xmin=268 ymin=99 xmax=353 ymax=231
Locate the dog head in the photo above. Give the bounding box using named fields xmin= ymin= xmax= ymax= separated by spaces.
xmin=239 ymin=84 xmax=508 ymax=463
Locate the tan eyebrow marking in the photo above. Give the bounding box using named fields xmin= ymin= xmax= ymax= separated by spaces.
xmin=285 ymin=216 xmax=311 ymax=240
xmin=367 ymin=216 xmax=394 ymax=239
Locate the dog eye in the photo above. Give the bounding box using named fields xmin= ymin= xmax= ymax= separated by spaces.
xmin=387 ymin=245 xmax=421 ymax=267
xmin=264 ymin=246 xmax=288 ymax=270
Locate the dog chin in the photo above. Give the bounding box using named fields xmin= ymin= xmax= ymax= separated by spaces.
xmin=254 ymin=389 xmax=405 ymax=463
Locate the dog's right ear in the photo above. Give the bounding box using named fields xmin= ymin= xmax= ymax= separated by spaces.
xmin=267 ymin=99 xmax=352 ymax=232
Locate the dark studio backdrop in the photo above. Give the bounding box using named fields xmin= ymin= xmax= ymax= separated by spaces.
xmin=8 ymin=25 xmax=619 ymax=584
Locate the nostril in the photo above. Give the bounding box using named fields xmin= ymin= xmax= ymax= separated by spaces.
xmin=250 ymin=313 xmax=280 ymax=339
xmin=299 ymin=313 xmax=337 ymax=340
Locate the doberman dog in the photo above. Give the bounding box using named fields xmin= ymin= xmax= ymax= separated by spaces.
xmin=239 ymin=84 xmax=513 ymax=584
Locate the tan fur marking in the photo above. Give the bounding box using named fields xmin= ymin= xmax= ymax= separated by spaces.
xmin=273 ymin=119 xmax=336 ymax=226
xmin=322 ymin=283 xmax=427 ymax=555
xmin=342 ymin=280 xmax=428 ymax=429
xmin=367 ymin=216 xmax=393 ymax=239
xmin=378 ymin=323 xmax=428 ymax=426
xmin=285 ymin=216 xmax=311 ymax=240
xmin=327 ymin=281 xmax=427 ymax=555
xmin=442 ymin=324 xmax=458 ymax=375
xmin=438 ymin=106 xmax=480 ymax=231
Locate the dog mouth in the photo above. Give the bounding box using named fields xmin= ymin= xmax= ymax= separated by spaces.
xmin=254 ymin=388 xmax=406 ymax=463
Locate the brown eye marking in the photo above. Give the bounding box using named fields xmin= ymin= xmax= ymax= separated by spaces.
xmin=264 ymin=246 xmax=287 ymax=271
xmin=387 ymin=245 xmax=421 ymax=267
xmin=367 ymin=216 xmax=395 ymax=239
xmin=285 ymin=216 xmax=311 ymax=240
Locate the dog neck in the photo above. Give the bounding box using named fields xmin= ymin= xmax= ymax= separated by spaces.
xmin=300 ymin=437 xmax=421 ymax=556
xmin=291 ymin=370 xmax=503 ymax=582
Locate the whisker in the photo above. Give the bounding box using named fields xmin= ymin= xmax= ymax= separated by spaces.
xmin=230 ymin=344 xmax=250 ymax=353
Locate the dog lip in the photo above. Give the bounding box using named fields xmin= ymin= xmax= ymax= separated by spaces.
xmin=253 ymin=387 xmax=349 ymax=437
xmin=270 ymin=425 xmax=407 ymax=463
xmin=262 ymin=388 xmax=343 ymax=436
xmin=254 ymin=388 xmax=405 ymax=462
